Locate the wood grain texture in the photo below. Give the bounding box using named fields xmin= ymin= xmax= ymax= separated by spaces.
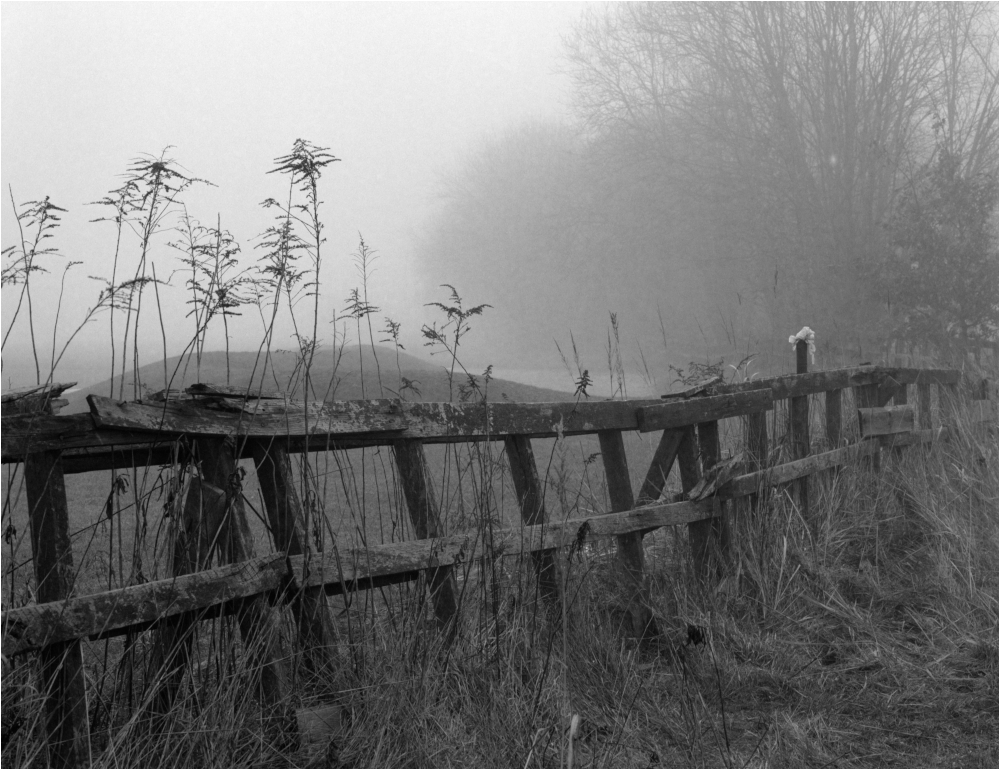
xmin=717 ymin=442 xmax=880 ymax=499
xmin=636 ymin=390 xmax=771 ymax=432
xmin=504 ymin=435 xmax=561 ymax=605
xmin=294 ymin=497 xmax=719 ymax=594
xmin=188 ymin=383 xmax=287 ymax=399
xmin=712 ymin=366 xmax=959 ymax=397
xmin=791 ymin=341 xmax=811 ymax=519
xmin=252 ymin=439 xmax=337 ymax=672
xmin=859 ymin=405 xmax=915 ymax=437
xmin=636 ymin=429 xmax=685 ymax=505
xmin=599 ymin=429 xmax=656 ymax=639
xmin=3 ymin=367 xmax=962 ymax=470
xmin=825 ymin=389 xmax=843 ymax=448
xmin=198 ymin=437 xmax=289 ymax=709
xmin=393 ymin=439 xmax=460 ymax=635
xmin=148 ymin=477 xmax=241 ymax=716
xmin=3 ymin=496 xmax=720 ymax=656
xmin=689 ymin=422 xmax=729 ymax=576
xmin=917 ymin=384 xmax=933 ymax=430
xmin=2 ymin=412 xmax=166 ymax=463
xmin=1 ymin=381 xmax=76 ymax=403
xmin=24 ymin=447 xmax=90 ymax=767
xmin=1 ymin=381 xmax=76 ymax=416
xmin=4 ymin=554 xmax=287 ymax=657
xmin=89 ymin=394 xmax=407 ymax=437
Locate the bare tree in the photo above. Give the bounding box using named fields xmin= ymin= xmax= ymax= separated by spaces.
xmin=566 ymin=2 xmax=998 ymax=355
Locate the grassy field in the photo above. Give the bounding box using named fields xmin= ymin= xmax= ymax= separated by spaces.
xmin=1 ymin=384 xmax=996 ymax=768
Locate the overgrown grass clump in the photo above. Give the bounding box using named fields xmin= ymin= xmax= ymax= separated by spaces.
xmin=2 ymin=142 xmax=996 ymax=768
xmin=3 ymin=397 xmax=995 ymax=768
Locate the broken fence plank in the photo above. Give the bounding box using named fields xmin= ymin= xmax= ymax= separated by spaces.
xmin=1 ymin=382 xmax=77 ymax=415
xmin=660 ymin=375 xmax=723 ymax=400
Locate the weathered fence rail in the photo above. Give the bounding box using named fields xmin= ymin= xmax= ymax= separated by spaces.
xmin=1 ymin=362 xmax=992 ymax=766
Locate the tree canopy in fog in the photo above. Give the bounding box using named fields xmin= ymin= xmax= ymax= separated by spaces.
xmin=420 ymin=2 xmax=997 ymax=371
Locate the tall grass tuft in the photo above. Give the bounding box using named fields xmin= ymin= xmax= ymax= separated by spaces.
xmin=2 ymin=143 xmax=997 ymax=768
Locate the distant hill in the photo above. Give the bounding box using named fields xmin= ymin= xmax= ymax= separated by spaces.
xmin=63 ymin=345 xmax=573 ymax=413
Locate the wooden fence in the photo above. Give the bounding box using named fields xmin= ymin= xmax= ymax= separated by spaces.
xmin=1 ymin=356 xmax=992 ymax=766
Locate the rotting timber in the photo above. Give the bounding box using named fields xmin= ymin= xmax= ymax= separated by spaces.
xmin=2 ymin=363 xmax=987 ymax=766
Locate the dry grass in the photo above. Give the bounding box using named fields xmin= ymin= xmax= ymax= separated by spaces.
xmin=2 ymin=392 xmax=996 ymax=768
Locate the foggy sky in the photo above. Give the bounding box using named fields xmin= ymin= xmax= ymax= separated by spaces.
xmin=1 ymin=2 xmax=589 ymax=392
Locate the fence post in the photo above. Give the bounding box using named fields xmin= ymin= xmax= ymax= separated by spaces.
xmin=198 ymin=437 xmax=290 ymax=711
xmin=854 ymin=382 xmax=882 ymax=472
xmin=688 ymin=421 xmax=729 ymax=576
xmin=825 ymin=389 xmax=842 ymax=448
xmin=504 ymin=435 xmax=561 ymax=607
xmin=940 ymin=383 xmax=959 ymax=429
xmin=791 ymin=340 xmax=810 ymax=517
xmin=252 ymin=439 xmax=338 ymax=675
xmin=393 ymin=439 xmax=460 ymax=640
xmin=675 ymin=426 xmax=703 ymax=571
xmin=917 ymin=382 xmax=932 ymax=430
xmin=149 ymin=475 xmax=226 ymax=716
xmin=24 ymin=445 xmax=91 ymax=767
xmin=746 ymin=410 xmax=769 ymax=513
xmin=597 ymin=429 xmax=657 ymax=639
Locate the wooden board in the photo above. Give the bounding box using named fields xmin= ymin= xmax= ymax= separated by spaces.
xmin=1 ymin=412 xmax=167 ymax=462
xmin=2 ymin=555 xmax=287 ymax=657
xmin=1 ymin=382 xmax=76 ymax=415
xmin=859 ymin=405 xmax=915 ymax=437
xmin=188 ymin=382 xmax=287 ymax=399
xmin=635 ymin=390 xmax=771 ymax=433
xmin=4 ymin=498 xmax=718 ymax=656
xmin=1 ymin=382 xmax=72 ymax=402
xmin=295 ymin=497 xmax=719 ymax=594
xmin=393 ymin=439 xmax=459 ymax=633
xmin=4 ymin=368 xmax=963 ymax=469
xmin=636 ymin=429 xmax=684 ymax=505
xmin=716 ymin=442 xmax=879 ymax=499
xmin=711 ymin=366 xmax=959 ymax=399
xmin=970 ymin=400 xmax=993 ymax=424
xmin=877 ymin=427 xmax=949 ymax=448
xmin=599 ymin=429 xmax=655 ymax=638
xmin=398 ymin=399 xmax=661 ymax=438
xmin=24 ymin=444 xmax=90 ymax=765
xmin=88 ymin=394 xmax=407 ymax=437
xmin=504 ymin=435 xmax=561 ymax=603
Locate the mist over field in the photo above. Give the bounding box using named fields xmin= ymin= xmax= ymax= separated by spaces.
xmin=418 ymin=4 xmax=999 ymax=377
xmin=2 ymin=6 xmax=998 ymax=769
xmin=3 ymin=3 xmax=995 ymax=398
